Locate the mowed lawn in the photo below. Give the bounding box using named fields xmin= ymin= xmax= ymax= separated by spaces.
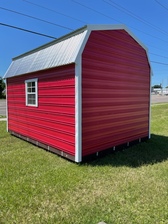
xmin=0 ymin=104 xmax=168 ymax=224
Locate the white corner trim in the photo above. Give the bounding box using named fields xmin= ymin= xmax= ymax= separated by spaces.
xmin=74 ymin=29 xmax=91 ymax=162
xmin=149 ymin=69 xmax=152 ymax=139
xmin=6 ymin=80 xmax=8 ymax=132
xmin=145 ymin=51 xmax=152 ymax=139
xmin=75 ymin=57 xmax=82 ymax=162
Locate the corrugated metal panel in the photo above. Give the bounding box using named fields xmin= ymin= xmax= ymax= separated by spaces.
xmin=7 ymin=64 xmax=75 ymax=155
xmin=4 ymin=24 xmax=149 ymax=80
xmin=4 ymin=30 xmax=87 ymax=78
xmin=82 ymin=30 xmax=150 ymax=156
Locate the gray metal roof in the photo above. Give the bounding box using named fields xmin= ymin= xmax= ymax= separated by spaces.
xmin=4 ymin=24 xmax=149 ymax=79
xmin=4 ymin=28 xmax=88 ymax=78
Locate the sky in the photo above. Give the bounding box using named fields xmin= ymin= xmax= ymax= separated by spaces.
xmin=0 ymin=0 xmax=168 ymax=87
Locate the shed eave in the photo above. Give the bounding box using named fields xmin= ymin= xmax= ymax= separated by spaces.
xmin=9 ymin=24 xmax=149 ymax=61
xmin=3 ymin=29 xmax=88 ymax=79
xmin=3 ymin=62 xmax=76 ymax=79
xmin=3 ymin=24 xmax=151 ymax=80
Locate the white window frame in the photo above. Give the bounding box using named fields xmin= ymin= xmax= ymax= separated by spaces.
xmin=25 ymin=78 xmax=38 ymax=107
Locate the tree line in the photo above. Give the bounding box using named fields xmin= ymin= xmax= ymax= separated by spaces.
xmin=0 ymin=77 xmax=6 ymax=99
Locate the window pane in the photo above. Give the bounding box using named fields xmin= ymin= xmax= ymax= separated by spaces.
xmin=27 ymin=87 xmax=32 ymax=93
xmin=28 ymin=94 xmax=36 ymax=105
xmin=25 ymin=79 xmax=38 ymax=107
xmin=27 ymin=82 xmax=32 ymax=87
xmin=32 ymin=87 xmax=35 ymax=92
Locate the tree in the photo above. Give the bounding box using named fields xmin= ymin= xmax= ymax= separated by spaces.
xmin=152 ymin=84 xmax=162 ymax=89
xmin=0 ymin=77 xmax=6 ymax=99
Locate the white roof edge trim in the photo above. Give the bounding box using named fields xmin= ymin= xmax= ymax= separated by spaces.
xmin=75 ymin=29 xmax=91 ymax=63
xmin=86 ymin=24 xmax=148 ymax=52
xmin=3 ymin=62 xmax=14 ymax=79
xmin=75 ymin=57 xmax=82 ymax=163
xmin=12 ymin=24 xmax=148 ymax=61
xmin=4 ymin=24 xmax=151 ymax=79
xmin=4 ymin=29 xmax=88 ymax=79
xmin=86 ymin=24 xmax=152 ymax=75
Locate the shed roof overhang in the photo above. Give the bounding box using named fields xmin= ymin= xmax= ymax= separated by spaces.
xmin=3 ymin=24 xmax=150 ymax=79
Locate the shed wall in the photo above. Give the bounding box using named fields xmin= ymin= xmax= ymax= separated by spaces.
xmin=7 ymin=64 xmax=75 ymax=156
xmin=82 ymin=30 xmax=150 ymax=156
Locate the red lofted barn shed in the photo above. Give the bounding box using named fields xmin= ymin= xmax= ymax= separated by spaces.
xmin=4 ymin=24 xmax=151 ymax=162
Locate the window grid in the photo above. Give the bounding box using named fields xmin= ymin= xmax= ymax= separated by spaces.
xmin=25 ymin=79 xmax=38 ymax=107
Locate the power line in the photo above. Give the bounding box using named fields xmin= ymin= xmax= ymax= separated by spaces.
xmin=71 ymin=0 xmax=119 ymax=23
xmin=22 ymin=0 xmax=87 ymax=24
xmin=103 ymin=0 xmax=168 ymax=36
xmin=155 ymin=0 xmax=168 ymax=11
xmin=0 ymin=6 xmax=73 ymax=31
xmin=149 ymin=52 xmax=168 ymax=59
xmin=72 ymin=0 xmax=168 ymax=45
xmin=2 ymin=21 xmax=168 ymax=62
xmin=145 ymin=41 xmax=167 ymax=52
xmin=72 ymin=1 xmax=168 ymax=63
xmin=0 ymin=22 xmax=56 ymax=39
xmin=72 ymin=0 xmax=168 ymax=63
xmin=1 ymin=2 xmax=167 ymax=67
xmin=151 ymin=61 xmax=168 ymax=65
xmin=134 ymin=28 xmax=168 ymax=44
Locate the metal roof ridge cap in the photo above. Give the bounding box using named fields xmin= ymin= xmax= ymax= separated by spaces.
xmin=13 ymin=25 xmax=88 ymax=61
xmin=86 ymin=24 xmax=127 ymax=31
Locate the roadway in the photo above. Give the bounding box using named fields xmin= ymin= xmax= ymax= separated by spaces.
xmin=0 ymin=99 xmax=6 ymax=116
xmin=0 ymin=95 xmax=168 ymax=116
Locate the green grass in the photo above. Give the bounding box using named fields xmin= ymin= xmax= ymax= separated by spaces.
xmin=0 ymin=104 xmax=168 ymax=224
xmin=0 ymin=115 xmax=6 ymax=118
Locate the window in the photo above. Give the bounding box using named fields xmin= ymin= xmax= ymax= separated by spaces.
xmin=25 ymin=79 xmax=38 ymax=107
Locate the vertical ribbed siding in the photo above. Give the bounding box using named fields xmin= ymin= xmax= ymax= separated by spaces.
xmin=82 ymin=30 xmax=150 ymax=156
xmin=7 ymin=64 xmax=75 ymax=156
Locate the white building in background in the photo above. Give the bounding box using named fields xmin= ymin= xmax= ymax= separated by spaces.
xmin=152 ymin=88 xmax=168 ymax=95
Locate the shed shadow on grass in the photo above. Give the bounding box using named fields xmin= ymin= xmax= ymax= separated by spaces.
xmin=82 ymin=134 xmax=168 ymax=168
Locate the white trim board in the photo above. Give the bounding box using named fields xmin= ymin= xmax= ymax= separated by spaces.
xmin=75 ymin=57 xmax=82 ymax=163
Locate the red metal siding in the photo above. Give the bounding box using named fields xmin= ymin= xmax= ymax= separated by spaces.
xmin=82 ymin=30 xmax=150 ymax=156
xmin=7 ymin=64 xmax=75 ymax=156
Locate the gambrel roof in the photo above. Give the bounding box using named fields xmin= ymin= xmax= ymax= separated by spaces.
xmin=4 ymin=24 xmax=149 ymax=79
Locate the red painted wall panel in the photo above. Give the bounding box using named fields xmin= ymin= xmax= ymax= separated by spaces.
xmin=82 ymin=30 xmax=150 ymax=156
xmin=7 ymin=64 xmax=75 ymax=155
